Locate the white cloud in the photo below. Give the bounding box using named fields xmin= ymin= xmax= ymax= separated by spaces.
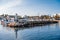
xmin=0 ymin=0 xmax=23 ymax=14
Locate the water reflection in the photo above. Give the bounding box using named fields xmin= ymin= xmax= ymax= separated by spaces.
xmin=0 ymin=22 xmax=60 ymax=40
xmin=14 ymin=28 xmax=18 ymax=40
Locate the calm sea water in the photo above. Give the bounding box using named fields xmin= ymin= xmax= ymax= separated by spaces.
xmin=0 ymin=21 xmax=60 ymax=40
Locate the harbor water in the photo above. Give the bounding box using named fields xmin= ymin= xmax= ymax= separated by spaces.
xmin=0 ymin=21 xmax=60 ymax=40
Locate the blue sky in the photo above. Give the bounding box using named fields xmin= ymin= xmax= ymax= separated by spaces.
xmin=0 ymin=0 xmax=60 ymax=16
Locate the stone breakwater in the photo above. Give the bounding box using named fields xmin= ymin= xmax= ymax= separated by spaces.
xmin=7 ymin=21 xmax=58 ymax=27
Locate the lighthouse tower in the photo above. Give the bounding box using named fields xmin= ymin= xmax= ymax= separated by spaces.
xmin=15 ymin=13 xmax=18 ymax=22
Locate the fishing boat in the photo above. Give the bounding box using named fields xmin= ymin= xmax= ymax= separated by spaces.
xmin=1 ymin=19 xmax=10 ymax=26
xmin=1 ymin=17 xmax=16 ymax=26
